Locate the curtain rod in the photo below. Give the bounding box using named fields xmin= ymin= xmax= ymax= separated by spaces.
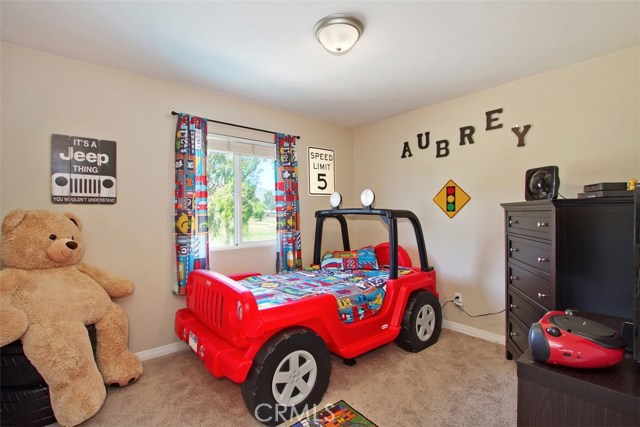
xmin=171 ymin=111 xmax=300 ymax=139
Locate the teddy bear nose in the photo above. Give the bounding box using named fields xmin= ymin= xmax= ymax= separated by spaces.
xmin=66 ymin=241 xmax=78 ymax=250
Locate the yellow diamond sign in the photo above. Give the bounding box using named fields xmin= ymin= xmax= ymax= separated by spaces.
xmin=433 ymin=179 xmax=470 ymax=218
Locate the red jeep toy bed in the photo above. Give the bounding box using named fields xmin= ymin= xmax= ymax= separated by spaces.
xmin=175 ymin=197 xmax=441 ymax=426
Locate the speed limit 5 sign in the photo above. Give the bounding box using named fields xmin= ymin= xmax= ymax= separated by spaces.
xmin=308 ymin=147 xmax=335 ymax=195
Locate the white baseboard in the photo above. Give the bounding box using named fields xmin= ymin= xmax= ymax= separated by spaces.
xmin=135 ymin=341 xmax=187 ymax=361
xmin=136 ymin=323 xmax=504 ymax=362
xmin=442 ymin=319 xmax=505 ymax=345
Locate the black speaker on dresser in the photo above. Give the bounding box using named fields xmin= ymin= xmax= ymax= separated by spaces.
xmin=524 ymin=166 xmax=559 ymax=201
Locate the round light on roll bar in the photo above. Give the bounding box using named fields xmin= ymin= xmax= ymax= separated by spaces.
xmin=329 ymin=192 xmax=342 ymax=208
xmin=361 ymin=189 xmax=375 ymax=208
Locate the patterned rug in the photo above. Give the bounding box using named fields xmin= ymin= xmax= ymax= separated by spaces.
xmin=289 ymin=400 xmax=378 ymax=427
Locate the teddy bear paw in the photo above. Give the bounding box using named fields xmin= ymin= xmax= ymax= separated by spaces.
xmin=51 ymin=379 xmax=106 ymax=427
xmin=99 ymin=351 xmax=143 ymax=387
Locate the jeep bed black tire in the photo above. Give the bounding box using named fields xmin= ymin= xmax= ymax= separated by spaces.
xmin=396 ymin=290 xmax=442 ymax=352
xmin=241 ymin=328 xmax=331 ymax=427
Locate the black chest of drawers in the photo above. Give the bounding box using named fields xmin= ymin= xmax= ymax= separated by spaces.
xmin=501 ymin=198 xmax=634 ymax=360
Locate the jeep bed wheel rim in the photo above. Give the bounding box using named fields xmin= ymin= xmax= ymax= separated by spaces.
xmin=272 ymin=350 xmax=318 ymax=406
xmin=416 ymin=304 xmax=435 ymax=341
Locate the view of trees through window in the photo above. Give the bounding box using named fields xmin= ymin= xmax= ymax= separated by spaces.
xmin=207 ymin=149 xmax=276 ymax=247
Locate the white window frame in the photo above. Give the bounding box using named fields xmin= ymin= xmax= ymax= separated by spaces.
xmin=207 ymin=133 xmax=276 ymax=251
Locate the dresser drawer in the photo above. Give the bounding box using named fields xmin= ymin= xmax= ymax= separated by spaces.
xmin=507 ymin=236 xmax=552 ymax=277
xmin=506 ymin=210 xmax=552 ymax=239
xmin=507 ymin=317 xmax=530 ymax=355
xmin=508 ymin=288 xmax=546 ymax=328
xmin=508 ymin=264 xmax=554 ymax=310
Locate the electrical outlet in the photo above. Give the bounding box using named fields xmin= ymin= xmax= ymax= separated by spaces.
xmin=454 ymin=293 xmax=463 ymax=307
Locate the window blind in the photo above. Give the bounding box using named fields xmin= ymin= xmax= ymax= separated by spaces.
xmin=208 ymin=134 xmax=274 ymax=158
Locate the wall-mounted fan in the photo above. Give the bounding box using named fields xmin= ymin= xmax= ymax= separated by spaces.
xmin=525 ymin=166 xmax=559 ymax=201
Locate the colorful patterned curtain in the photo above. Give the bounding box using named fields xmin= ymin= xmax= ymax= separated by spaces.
xmin=275 ymin=133 xmax=302 ymax=272
xmin=174 ymin=113 xmax=209 ymax=295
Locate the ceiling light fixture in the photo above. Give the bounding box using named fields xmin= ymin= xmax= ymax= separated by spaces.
xmin=314 ymin=14 xmax=364 ymax=56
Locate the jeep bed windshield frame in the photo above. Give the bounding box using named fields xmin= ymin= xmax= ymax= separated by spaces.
xmin=313 ymin=207 xmax=432 ymax=279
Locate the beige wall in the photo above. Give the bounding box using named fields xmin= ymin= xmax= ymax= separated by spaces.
xmin=0 ymin=42 xmax=353 ymax=352
xmin=2 ymin=41 xmax=638 ymax=351
xmin=352 ymin=45 xmax=640 ymax=336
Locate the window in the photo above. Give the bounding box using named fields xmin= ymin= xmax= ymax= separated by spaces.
xmin=207 ymin=134 xmax=276 ymax=248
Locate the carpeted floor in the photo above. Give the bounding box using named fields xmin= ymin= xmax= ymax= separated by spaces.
xmin=73 ymin=329 xmax=516 ymax=427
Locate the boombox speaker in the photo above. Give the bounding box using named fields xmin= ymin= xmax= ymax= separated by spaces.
xmin=525 ymin=166 xmax=559 ymax=201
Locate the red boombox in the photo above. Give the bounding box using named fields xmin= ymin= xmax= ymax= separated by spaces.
xmin=529 ymin=311 xmax=627 ymax=369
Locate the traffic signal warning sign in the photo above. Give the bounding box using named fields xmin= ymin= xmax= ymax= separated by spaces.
xmin=433 ymin=179 xmax=470 ymax=218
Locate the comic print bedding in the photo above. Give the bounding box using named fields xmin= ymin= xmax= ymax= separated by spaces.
xmin=238 ymin=268 xmax=414 ymax=324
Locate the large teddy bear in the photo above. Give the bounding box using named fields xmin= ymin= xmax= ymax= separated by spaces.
xmin=0 ymin=209 xmax=143 ymax=426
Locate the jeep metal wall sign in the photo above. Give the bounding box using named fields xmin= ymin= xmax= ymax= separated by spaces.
xmin=51 ymin=134 xmax=117 ymax=204
xmin=400 ymin=108 xmax=532 ymax=159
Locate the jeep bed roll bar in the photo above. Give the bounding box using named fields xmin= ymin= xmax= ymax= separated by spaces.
xmin=313 ymin=207 xmax=432 ymax=279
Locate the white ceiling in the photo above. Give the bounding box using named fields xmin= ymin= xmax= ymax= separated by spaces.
xmin=1 ymin=1 xmax=639 ymax=127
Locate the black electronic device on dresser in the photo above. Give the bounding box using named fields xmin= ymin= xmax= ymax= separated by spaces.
xmin=501 ymin=196 xmax=636 ymax=361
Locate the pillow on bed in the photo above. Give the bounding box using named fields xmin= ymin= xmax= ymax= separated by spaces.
xmin=320 ymin=245 xmax=379 ymax=270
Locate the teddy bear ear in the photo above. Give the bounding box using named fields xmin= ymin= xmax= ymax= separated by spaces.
xmin=2 ymin=209 xmax=27 ymax=233
xmin=64 ymin=212 xmax=83 ymax=231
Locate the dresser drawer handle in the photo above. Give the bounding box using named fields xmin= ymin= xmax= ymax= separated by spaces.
xmin=537 ymin=292 xmax=548 ymax=299
xmin=509 ymin=275 xmax=519 ymax=282
xmin=509 ymin=332 xmax=518 ymax=337
xmin=509 ymin=247 xmax=519 ymax=253
xmin=537 ymin=221 xmax=549 ymax=228
xmin=537 ymin=257 xmax=549 ymax=263
xmin=509 ymin=219 xmax=519 ymax=226
xmin=509 ymin=303 xmax=518 ymax=309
